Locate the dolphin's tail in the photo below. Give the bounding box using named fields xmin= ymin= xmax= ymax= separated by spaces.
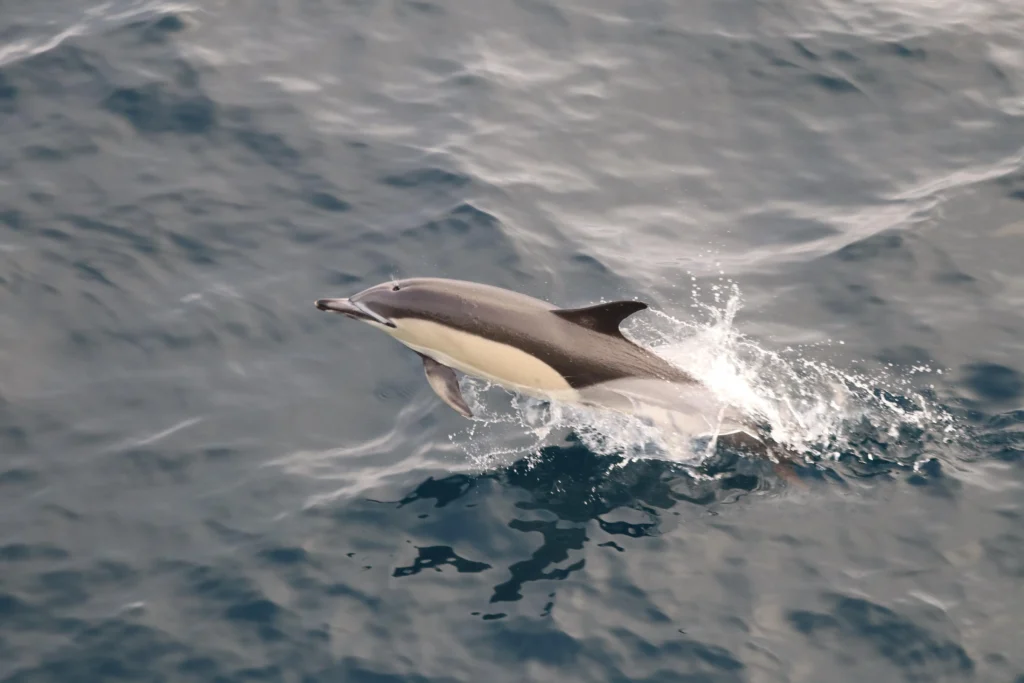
xmin=576 ymin=379 xmax=808 ymax=485
xmin=714 ymin=429 xmax=793 ymax=459
xmin=715 ymin=429 xmax=808 ymax=487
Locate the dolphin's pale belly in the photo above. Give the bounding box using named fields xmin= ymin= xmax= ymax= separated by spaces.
xmin=387 ymin=318 xmax=748 ymax=439
xmin=387 ymin=318 xmax=579 ymax=400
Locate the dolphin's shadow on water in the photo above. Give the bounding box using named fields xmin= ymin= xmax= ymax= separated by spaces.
xmin=392 ymin=435 xmax=764 ymax=606
xmin=390 ymin=391 xmax=983 ymax=608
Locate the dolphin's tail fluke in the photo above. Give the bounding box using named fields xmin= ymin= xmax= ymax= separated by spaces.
xmin=715 ymin=429 xmax=808 ymax=487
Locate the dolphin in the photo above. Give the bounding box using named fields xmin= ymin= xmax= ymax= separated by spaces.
xmin=314 ymin=277 xmax=789 ymax=457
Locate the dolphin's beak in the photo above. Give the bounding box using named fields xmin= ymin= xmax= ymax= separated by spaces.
xmin=315 ymin=298 xmax=396 ymax=328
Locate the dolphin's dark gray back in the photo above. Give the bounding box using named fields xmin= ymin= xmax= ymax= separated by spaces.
xmin=357 ymin=278 xmax=696 ymax=389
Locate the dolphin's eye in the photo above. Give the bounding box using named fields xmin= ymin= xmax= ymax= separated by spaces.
xmin=392 ymin=285 xmax=400 ymax=292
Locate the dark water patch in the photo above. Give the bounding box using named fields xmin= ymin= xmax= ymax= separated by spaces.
xmin=323 ymin=581 xmax=382 ymax=610
xmin=184 ymin=563 xmax=269 ymax=608
xmin=791 ymin=40 xmax=819 ymax=61
xmin=398 ymin=474 xmax=477 ymax=509
xmin=91 ymin=327 xmax=205 ymax=356
xmin=72 ymin=260 xmax=115 ymax=287
xmin=996 ymin=169 xmax=1024 ymax=201
xmin=102 ymin=10 xmax=190 ymax=46
xmin=372 ymin=378 xmax=420 ymax=406
xmin=412 ymin=202 xmax=498 ymax=240
xmin=114 ymin=448 xmax=201 ymax=485
xmin=834 ymin=231 xmax=913 ymax=264
xmin=0 ymin=467 xmax=39 ymax=488
xmin=0 ymin=591 xmax=31 ymax=619
xmin=494 ymin=439 xmax=676 ymax=523
xmin=977 ymin=429 xmax=1023 ymax=462
xmin=4 ymin=619 xmax=200 ymax=683
xmin=137 ymin=190 xmax=245 ymax=221
xmin=135 ymin=13 xmax=188 ymax=45
xmin=568 ymin=252 xmax=613 ymax=277
xmin=475 ymin=620 xmax=746 ymax=681
xmin=104 ymin=84 xmax=216 ymax=136
xmin=489 ymin=520 xmax=587 ymax=603
xmin=168 ymin=230 xmax=217 ymax=265
xmin=482 ymin=435 xmax=803 ymax=525
xmin=814 ymin=281 xmax=886 ymax=317
xmin=479 ymin=623 xmax=583 ymax=665
xmin=29 ymin=561 xmax=137 ymax=611
xmin=234 ymin=129 xmax=302 ymax=170
xmin=513 ymin=0 xmax=570 ymax=28
xmin=974 ymin=409 xmax=1024 ymax=462
xmin=392 ymin=545 xmax=492 ymax=577
xmin=982 ymin=533 xmax=1024 ymax=577
xmin=882 ymin=42 xmax=928 ymax=61
xmin=23 ymin=143 xmax=86 ymax=162
xmin=0 ymin=544 xmax=69 ymax=562
xmin=322 ymin=659 xmax=462 ymax=683
xmin=258 ymin=547 xmax=309 ymax=566
xmin=33 ymin=226 xmax=68 ymax=243
xmin=65 ymin=214 xmax=159 ymax=256
xmin=307 ymin=190 xmax=351 ymax=213
xmin=176 ymin=655 xmax=220 ymax=678
xmin=397 ymin=202 xmax=527 ymax=276
xmin=205 ymin=519 xmax=260 ymax=546
xmin=904 ymin=458 xmax=956 ymax=498
xmin=0 ymin=42 xmax=105 ymax=100
xmin=596 ymin=516 xmax=656 ymax=539
xmin=720 ymin=473 xmax=759 ymax=492
xmin=179 ymin=564 xmax=298 ymax=644
xmin=0 ymin=591 xmax=82 ymax=635
xmin=627 ymin=631 xmax=745 ymax=674
xmin=809 ymin=73 xmax=861 ymax=94
xmin=0 ymin=72 xmax=18 ymax=112
xmin=931 ymin=267 xmax=976 ymax=285
xmin=380 ymin=167 xmax=471 ymax=190
xmin=962 ymin=362 xmax=1023 ymax=404
xmin=399 ymin=0 xmax=447 ymax=16
xmin=224 ymin=599 xmax=281 ymax=625
xmin=0 ymin=209 xmax=23 ymax=231
xmin=788 ymin=595 xmax=974 ymax=682
xmin=752 ymin=42 xmax=803 ymax=70
xmin=829 ymin=413 xmax=946 ymax=481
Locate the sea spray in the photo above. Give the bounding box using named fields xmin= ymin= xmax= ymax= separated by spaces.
xmin=458 ymin=281 xmax=963 ymax=473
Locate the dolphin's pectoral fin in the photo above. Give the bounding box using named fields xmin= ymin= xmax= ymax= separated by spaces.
xmin=418 ymin=353 xmax=473 ymax=418
xmin=553 ymin=300 xmax=649 ymax=337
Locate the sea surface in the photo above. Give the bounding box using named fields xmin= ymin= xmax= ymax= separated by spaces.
xmin=2 ymin=0 xmax=1023 ymax=681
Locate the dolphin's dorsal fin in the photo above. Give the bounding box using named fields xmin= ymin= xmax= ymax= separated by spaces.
xmin=553 ymin=300 xmax=649 ymax=336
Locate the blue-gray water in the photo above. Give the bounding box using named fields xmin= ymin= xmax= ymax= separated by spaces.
xmin=2 ymin=0 xmax=1023 ymax=681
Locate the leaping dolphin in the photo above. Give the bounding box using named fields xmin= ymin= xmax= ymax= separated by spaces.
xmin=315 ymin=277 xmax=778 ymax=455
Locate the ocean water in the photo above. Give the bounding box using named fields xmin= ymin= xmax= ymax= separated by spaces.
xmin=2 ymin=0 xmax=1023 ymax=680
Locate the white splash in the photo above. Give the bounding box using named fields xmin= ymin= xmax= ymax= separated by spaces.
xmin=455 ymin=280 xmax=962 ymax=473
xmin=276 ymin=280 xmax=966 ymax=506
